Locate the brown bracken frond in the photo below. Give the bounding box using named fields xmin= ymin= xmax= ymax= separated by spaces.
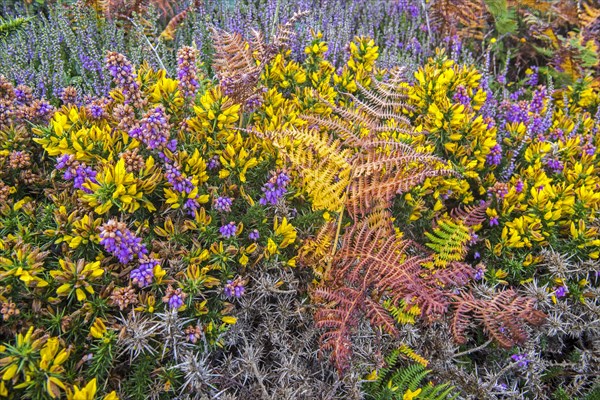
xmin=430 ymin=0 xmax=489 ymax=39
xmin=451 ymin=289 xmax=546 ymax=348
xmin=313 ymin=214 xmax=451 ymax=374
xmin=211 ymin=11 xmax=308 ymax=105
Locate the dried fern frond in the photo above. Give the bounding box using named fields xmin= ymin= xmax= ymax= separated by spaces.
xmin=451 ymin=289 xmax=546 ymax=348
xmin=160 ymin=8 xmax=189 ymax=41
xmin=313 ymin=216 xmax=449 ymax=373
xmin=430 ymin=0 xmax=489 ymax=39
xmin=210 ymin=27 xmax=261 ymax=104
xmin=261 ymin=127 xmax=353 ymax=212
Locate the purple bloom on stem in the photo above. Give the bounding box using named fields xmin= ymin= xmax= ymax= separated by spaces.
xmin=259 ymin=171 xmax=290 ymax=205
xmin=207 ymin=156 xmax=220 ymax=170
xmin=511 ymin=353 xmax=531 ymax=368
xmin=249 ymin=229 xmax=260 ymax=241
xmin=220 ymin=222 xmax=237 ymax=238
xmin=515 ymin=180 xmax=524 ymax=193
xmin=489 ymin=217 xmax=499 ymax=227
xmin=224 ymin=278 xmax=245 ymax=298
xmin=555 ymin=286 xmax=568 ymax=298
xmin=130 ymin=256 xmax=158 ymax=288
xmin=214 ymin=196 xmax=233 ymax=212
xmin=474 ymin=268 xmax=484 ymax=280
xmin=486 ymin=144 xmax=502 ymax=166
xmin=99 ymin=219 xmax=148 ymax=264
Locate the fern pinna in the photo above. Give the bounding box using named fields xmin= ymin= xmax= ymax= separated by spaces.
xmin=364 ymin=350 xmax=458 ymax=400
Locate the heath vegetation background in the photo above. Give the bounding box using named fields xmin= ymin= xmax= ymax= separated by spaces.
xmin=0 ymin=0 xmax=599 ymax=399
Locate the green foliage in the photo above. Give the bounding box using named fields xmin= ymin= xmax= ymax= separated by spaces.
xmin=0 ymin=15 xmax=31 ymax=40
xmin=424 ymin=219 xmax=471 ymax=269
xmin=364 ymin=351 xmax=458 ymax=400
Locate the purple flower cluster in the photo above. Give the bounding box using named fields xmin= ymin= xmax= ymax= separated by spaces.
xmin=486 ymin=144 xmax=502 ymax=166
xmin=164 ymin=162 xmax=195 ymax=194
xmin=529 ymin=88 xmax=545 ymax=114
xmin=526 ymin=66 xmax=539 ymax=86
xmin=453 ymin=85 xmax=471 ymax=107
xmin=259 ymin=170 xmax=290 ymax=205
xmin=162 ymin=285 xmax=188 ymax=309
xmin=511 ymin=353 xmax=531 ymax=368
xmin=249 ymin=229 xmax=260 ymax=241
xmin=177 ymin=46 xmax=200 ymax=98
xmin=130 ymin=256 xmax=158 ymax=288
xmin=214 ymin=196 xmax=233 ymax=212
xmin=515 ymin=180 xmax=524 ymax=193
xmin=474 ymin=268 xmax=485 ymax=280
xmin=220 ymin=222 xmax=237 ymax=238
xmin=224 ymin=277 xmax=245 ymax=298
xmin=207 ymin=156 xmax=221 ymax=170
xmin=546 ymin=158 xmax=564 ymax=174
xmin=55 ymin=154 xmax=98 ymax=193
xmin=99 ymin=219 xmax=148 ymax=264
xmin=504 ymin=101 xmax=529 ymax=125
xmin=555 ymin=285 xmax=568 ymax=298
xmin=105 ymin=52 xmax=143 ymax=106
xmin=129 ymin=106 xmax=171 ymax=150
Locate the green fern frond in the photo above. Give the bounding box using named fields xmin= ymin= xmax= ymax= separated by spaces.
xmin=365 ymin=353 xmax=458 ymax=400
xmin=384 ymin=299 xmax=420 ymax=325
xmin=424 ymin=218 xmax=471 ymax=269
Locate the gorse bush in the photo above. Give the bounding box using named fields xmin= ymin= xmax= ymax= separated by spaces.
xmin=0 ymin=2 xmax=599 ymax=400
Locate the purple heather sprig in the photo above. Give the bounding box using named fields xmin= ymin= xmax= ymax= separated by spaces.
xmin=249 ymin=229 xmax=260 ymax=241
xmin=486 ymin=144 xmax=502 ymax=166
xmin=131 ymin=256 xmax=158 ymax=288
xmin=105 ymin=51 xmax=143 ymax=106
xmin=177 ymin=46 xmax=200 ymax=98
xmin=55 ymin=154 xmax=98 ymax=193
xmin=259 ymin=170 xmax=290 ymax=206
xmin=224 ymin=277 xmax=245 ymax=298
xmin=162 ymin=285 xmax=188 ymax=309
xmin=511 ymin=353 xmax=531 ymax=368
xmin=220 ymin=222 xmax=238 ymax=238
xmin=99 ymin=219 xmax=148 ymax=264
xmin=214 ymin=196 xmax=233 ymax=212
xmin=129 ymin=106 xmax=171 ymax=150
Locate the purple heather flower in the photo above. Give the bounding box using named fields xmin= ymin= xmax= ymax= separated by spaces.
xmin=184 ymin=198 xmax=200 ymax=218
xmin=259 ymin=171 xmax=290 ymax=206
xmin=249 ymin=229 xmax=260 ymax=241
xmin=489 ymin=217 xmax=499 ymax=227
xmin=105 ymin=52 xmax=142 ymax=106
xmin=546 ymin=158 xmax=563 ymax=174
xmin=515 ymin=180 xmax=524 ymax=193
xmin=99 ymin=220 xmax=148 ymax=264
xmin=453 ymin=86 xmax=471 ymax=107
xmin=130 ymin=256 xmax=157 ymax=288
xmin=129 ymin=106 xmax=170 ymax=150
xmin=220 ymin=222 xmax=237 ymax=238
xmin=474 ymin=268 xmax=484 ymax=280
xmin=177 ymin=46 xmax=200 ymax=98
xmin=207 ymin=156 xmax=221 ymax=170
xmin=527 ymin=66 xmax=539 ymax=86
xmin=511 ymin=353 xmax=531 ymax=368
xmin=163 ymin=285 xmax=187 ymax=309
xmin=224 ymin=278 xmax=245 ymax=298
xmin=474 ymin=251 xmax=481 ymax=260
xmin=214 ymin=196 xmax=233 ymax=212
xmin=486 ymin=144 xmax=502 ymax=166
xmin=555 ymin=285 xmax=568 ymax=298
